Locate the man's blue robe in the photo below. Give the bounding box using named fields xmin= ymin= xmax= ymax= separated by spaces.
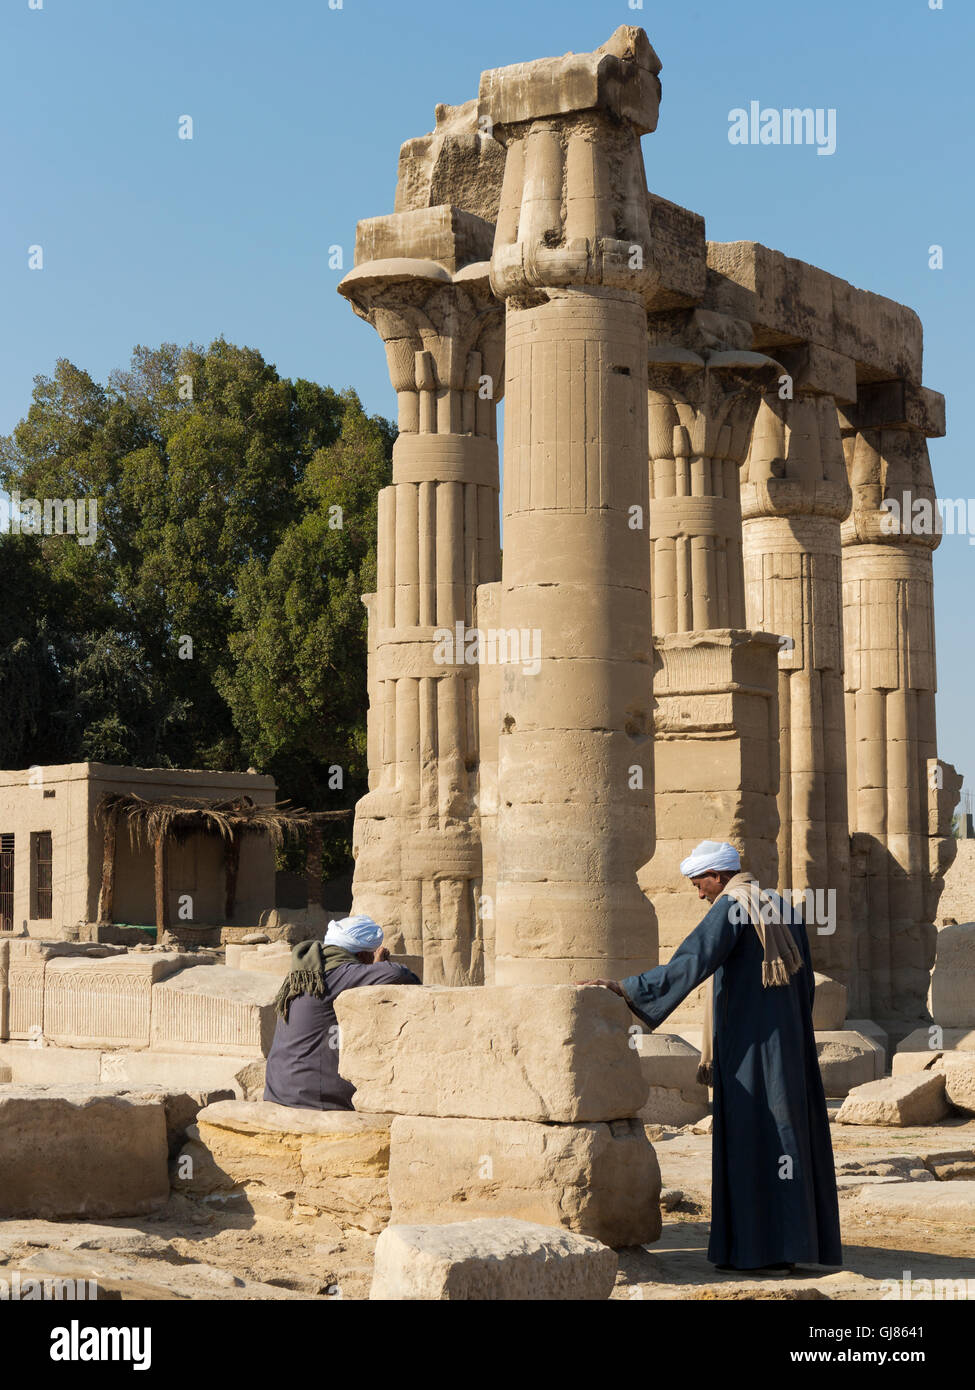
xmin=620 ymin=893 xmax=842 ymax=1270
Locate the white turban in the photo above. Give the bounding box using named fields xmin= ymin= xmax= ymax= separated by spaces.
xmin=324 ymin=914 xmax=385 ymax=953
xmin=679 ymin=840 xmax=741 ymax=878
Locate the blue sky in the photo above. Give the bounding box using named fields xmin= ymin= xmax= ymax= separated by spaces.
xmin=1 ymin=0 xmax=972 ymax=796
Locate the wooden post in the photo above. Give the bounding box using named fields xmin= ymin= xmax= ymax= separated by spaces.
xmin=306 ymin=824 xmax=323 ymax=907
xmin=96 ymin=805 xmax=118 ymax=925
xmin=154 ymin=832 xmax=170 ymax=933
xmin=224 ymin=834 xmax=241 ymax=920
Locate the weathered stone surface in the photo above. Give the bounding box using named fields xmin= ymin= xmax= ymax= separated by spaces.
xmin=0 ymin=1085 xmax=169 ymax=1219
xmin=892 ymin=1027 xmax=975 ymax=1075
xmin=99 ymin=1047 xmax=266 ymax=1100
xmin=815 ymin=1031 xmax=884 ymax=1096
xmin=928 ymin=924 xmax=975 ymax=1028
xmin=706 ymin=240 xmax=923 ymax=384
xmin=370 ymin=1218 xmax=618 ymax=1300
xmin=851 ymin=1180 xmax=975 ymax=1222
xmin=44 ymin=952 xmax=196 ymax=1049
xmin=811 ymin=974 xmax=847 ymax=1032
xmin=845 ymin=1019 xmax=889 ymax=1068
xmin=150 ymin=966 xmax=279 ymax=1058
xmin=933 ymin=1054 xmax=975 ymax=1115
xmin=632 ymin=1032 xmax=709 ymax=1125
xmin=334 ymin=985 xmax=646 ymax=1122
xmin=835 ymin=1073 xmax=948 ymax=1127
xmin=388 ymin=1114 xmax=660 ymax=1247
xmin=177 ymin=1099 xmax=393 ymax=1234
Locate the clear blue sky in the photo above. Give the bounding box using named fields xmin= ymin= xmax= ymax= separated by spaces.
xmin=2 ymin=0 xmax=972 ymax=797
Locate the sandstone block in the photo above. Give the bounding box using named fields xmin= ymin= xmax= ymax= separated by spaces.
xmin=811 ymin=974 xmax=847 ymax=1031
xmin=0 ymin=1042 xmax=102 ymax=1084
xmin=5 ymin=955 xmax=46 ymax=1041
xmin=388 ymin=1114 xmax=660 ymax=1247
xmin=816 ymin=1032 xmax=884 ymax=1096
xmin=178 ymin=1099 xmax=393 ymax=1234
xmin=928 ymin=924 xmax=975 ymax=1028
xmin=632 ymin=1032 xmax=709 ymax=1125
xmin=892 ymin=1027 xmax=975 ymax=1075
xmin=638 ymin=1085 xmax=710 ymax=1128
xmin=333 ymin=984 xmax=646 ymax=1122
xmin=0 ymin=1085 xmax=169 ymax=1219
xmin=150 ymin=966 xmax=280 ymax=1058
xmin=99 ymin=1047 xmax=265 ymax=1100
xmin=44 ymin=953 xmax=195 ymax=1049
xmin=835 ymin=1073 xmax=948 ymax=1127
xmin=370 ymin=1218 xmax=618 ymax=1301
xmin=845 ymin=1019 xmax=888 ymax=1069
xmin=933 ymin=1055 xmax=975 ymax=1115
xmin=852 ymin=1181 xmax=975 ymax=1223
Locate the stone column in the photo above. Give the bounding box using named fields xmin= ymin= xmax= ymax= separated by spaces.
xmin=640 ymin=309 xmax=782 ymax=1011
xmin=839 ymin=381 xmax=962 ymax=1025
xmin=741 ymin=348 xmax=854 ymax=987
xmin=479 ymin=26 xmax=661 ymax=985
xmin=339 ymin=209 xmax=504 ymax=984
xmin=645 ymin=309 xmax=781 ymax=636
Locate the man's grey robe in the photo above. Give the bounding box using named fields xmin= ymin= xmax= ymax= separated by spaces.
xmin=263 ymin=959 xmax=420 ymax=1111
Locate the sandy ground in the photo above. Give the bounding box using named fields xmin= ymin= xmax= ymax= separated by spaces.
xmin=2 ymin=1105 xmax=973 ymax=1301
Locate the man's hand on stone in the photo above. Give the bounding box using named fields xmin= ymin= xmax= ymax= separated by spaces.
xmin=576 ymin=978 xmax=623 ymax=996
xmin=372 ymin=946 xmax=390 ymax=963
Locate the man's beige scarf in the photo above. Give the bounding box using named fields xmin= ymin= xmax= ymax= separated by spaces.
xmin=696 ymin=871 xmax=804 ymax=1086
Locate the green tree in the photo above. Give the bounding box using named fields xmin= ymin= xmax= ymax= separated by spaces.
xmin=0 ymin=340 xmax=394 ymax=883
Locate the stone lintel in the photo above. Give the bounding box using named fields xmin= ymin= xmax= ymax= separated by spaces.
xmin=706 ymin=240 xmax=923 ymax=386
xmin=838 ymin=380 xmax=946 ymax=438
xmin=354 ymin=206 xmax=496 ymax=273
xmin=645 ymin=194 xmax=707 ymax=310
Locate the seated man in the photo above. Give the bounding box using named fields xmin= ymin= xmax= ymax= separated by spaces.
xmin=263 ymin=913 xmax=420 ymax=1111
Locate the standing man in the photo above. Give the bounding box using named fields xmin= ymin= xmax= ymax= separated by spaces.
xmin=581 ymin=840 xmax=841 ymax=1273
xmin=264 ymin=914 xmax=420 ymax=1111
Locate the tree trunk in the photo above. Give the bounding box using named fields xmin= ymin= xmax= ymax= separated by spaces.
xmin=96 ymin=806 xmax=118 ymax=925
xmin=224 ymin=834 xmax=241 ymax=920
xmin=154 ymin=832 xmax=170 ymax=933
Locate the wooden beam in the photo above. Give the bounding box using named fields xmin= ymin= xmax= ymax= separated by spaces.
xmin=154 ymin=832 xmax=170 ymax=933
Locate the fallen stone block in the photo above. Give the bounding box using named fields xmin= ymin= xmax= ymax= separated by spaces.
xmin=835 ymin=1072 xmax=948 ymax=1127
xmin=632 ymin=1033 xmax=709 ymax=1125
xmin=99 ymin=1046 xmax=266 ymax=1100
xmin=928 ymin=924 xmax=975 ymax=1028
xmin=388 ymin=1114 xmax=660 ymax=1247
xmin=150 ymin=966 xmax=280 ymax=1058
xmin=44 ymin=953 xmax=197 ymax=1049
xmin=815 ymin=1031 xmax=884 ymax=1096
xmin=176 ymin=1099 xmax=393 ymax=1235
xmin=370 ymin=1218 xmax=618 ymax=1301
xmin=845 ymin=1019 xmax=888 ymax=1069
xmin=0 ymin=1041 xmax=102 ymax=1084
xmin=933 ymin=1054 xmax=975 ymax=1115
xmin=334 ymin=984 xmax=646 ymax=1122
xmin=892 ymin=1027 xmax=975 ymax=1075
xmin=0 ymin=1085 xmax=169 ymax=1219
xmin=851 ymin=1180 xmax=975 ymax=1223
xmin=239 ymin=944 xmax=292 ymax=977
xmin=811 ymin=974 xmax=847 ymax=1031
